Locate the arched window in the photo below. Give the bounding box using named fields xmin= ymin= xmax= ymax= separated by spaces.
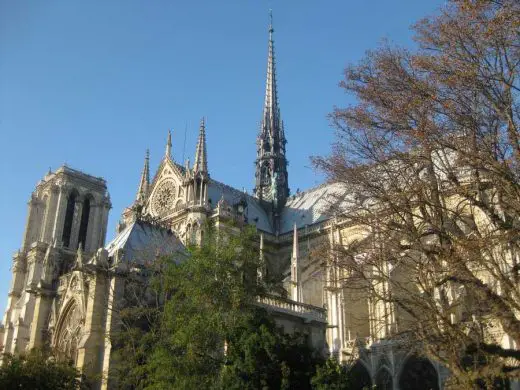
xmin=55 ymin=301 xmax=82 ymax=364
xmin=195 ymin=178 xmax=202 ymax=201
xmin=62 ymin=191 xmax=77 ymax=248
xmin=77 ymin=197 xmax=91 ymax=250
xmin=399 ymin=356 xmax=439 ymax=390
xmin=261 ymin=164 xmax=270 ymax=185
xmin=348 ymin=361 xmax=372 ymax=389
xmin=375 ymin=368 xmax=393 ymax=390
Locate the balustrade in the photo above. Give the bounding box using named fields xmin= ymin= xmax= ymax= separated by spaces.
xmin=256 ymin=294 xmax=326 ymax=322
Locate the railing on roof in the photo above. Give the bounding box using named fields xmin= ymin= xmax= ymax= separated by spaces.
xmin=256 ymin=294 xmax=327 ymax=323
xmin=278 ymin=222 xmax=329 ymax=242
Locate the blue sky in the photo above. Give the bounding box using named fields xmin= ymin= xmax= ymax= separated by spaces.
xmin=0 ymin=1 xmax=443 ymax=315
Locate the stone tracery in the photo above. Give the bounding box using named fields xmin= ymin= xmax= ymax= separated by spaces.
xmin=55 ymin=301 xmax=82 ymax=364
xmin=151 ymin=179 xmax=176 ymax=216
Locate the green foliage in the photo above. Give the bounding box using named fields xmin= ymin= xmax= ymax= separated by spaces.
xmin=111 ymin=257 xmax=172 ymax=390
xmin=113 ymin=225 xmax=333 ymax=389
xmin=145 ymin=226 xmax=265 ymax=389
xmin=221 ymin=310 xmax=322 ymax=390
xmin=311 ymin=358 xmax=355 ymax=390
xmin=0 ymin=349 xmax=85 ymax=390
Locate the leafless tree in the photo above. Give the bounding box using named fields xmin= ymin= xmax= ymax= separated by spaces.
xmin=314 ymin=0 xmax=520 ymax=387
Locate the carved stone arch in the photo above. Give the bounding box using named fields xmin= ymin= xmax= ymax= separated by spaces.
xmin=377 ymin=353 xmax=393 ymax=372
xmin=53 ymin=299 xmax=83 ymax=364
xmin=375 ymin=366 xmax=393 ymax=390
xmin=64 ymin=273 xmax=87 ymax=315
xmin=66 ymin=187 xmax=80 ymax=198
xmin=347 ymin=360 xmax=372 ymax=389
xmin=398 ymin=354 xmax=439 ymax=390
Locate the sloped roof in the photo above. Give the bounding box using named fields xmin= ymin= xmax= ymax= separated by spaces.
xmin=106 ymin=219 xmax=186 ymax=264
xmin=280 ymin=183 xmax=349 ymax=233
xmin=207 ymin=179 xmax=273 ymax=233
xmin=206 ymin=180 xmax=353 ymax=235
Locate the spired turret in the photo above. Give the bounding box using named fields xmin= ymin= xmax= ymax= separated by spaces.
xmin=190 ymin=117 xmax=210 ymax=206
xmin=193 ymin=117 xmax=208 ymax=176
xmin=135 ymin=149 xmax=150 ymax=205
xmin=254 ymin=11 xmax=289 ymax=232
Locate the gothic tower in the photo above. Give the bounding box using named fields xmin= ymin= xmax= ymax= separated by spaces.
xmin=254 ymin=12 xmax=289 ymax=232
xmin=1 ymin=166 xmax=110 ymax=355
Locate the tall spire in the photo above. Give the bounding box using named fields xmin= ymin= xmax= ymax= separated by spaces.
xmin=135 ymin=149 xmax=150 ymax=203
xmin=291 ymin=223 xmax=302 ymax=302
xmin=254 ymin=10 xmax=289 ymax=230
xmin=165 ymin=129 xmax=172 ymax=159
xmin=193 ymin=117 xmax=208 ymax=174
xmin=263 ymin=9 xmax=280 ymax=137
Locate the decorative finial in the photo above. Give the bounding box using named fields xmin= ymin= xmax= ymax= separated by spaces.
xmin=165 ymin=129 xmax=172 ymax=158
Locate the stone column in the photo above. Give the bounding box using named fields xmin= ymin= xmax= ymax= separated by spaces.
xmin=1 ymin=252 xmax=27 ymax=353
xmin=89 ymin=204 xmax=102 ymax=252
xmin=99 ymin=202 xmax=110 ymax=248
xmin=14 ymin=245 xmax=47 ymax=353
xmin=85 ymin=203 xmax=98 ymax=253
xmin=101 ymin=273 xmax=125 ymax=390
xmin=52 ymin=186 xmax=69 ymax=245
xmin=76 ymin=271 xmax=107 ymax=388
xmin=28 ymin=289 xmax=53 ymax=349
xmin=42 ymin=186 xmax=59 ymax=243
xmin=21 ymin=195 xmax=38 ymax=250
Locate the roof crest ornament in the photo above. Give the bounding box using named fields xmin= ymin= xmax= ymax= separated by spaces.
xmin=165 ymin=129 xmax=172 ymax=159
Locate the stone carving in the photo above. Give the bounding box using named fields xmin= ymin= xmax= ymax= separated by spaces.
xmin=55 ymin=302 xmax=82 ymax=364
xmin=152 ymin=180 xmax=176 ymax=215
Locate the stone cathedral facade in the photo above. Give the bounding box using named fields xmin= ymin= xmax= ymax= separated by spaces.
xmin=3 ymin=18 xmax=515 ymax=390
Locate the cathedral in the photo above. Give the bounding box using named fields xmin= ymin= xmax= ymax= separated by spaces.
xmin=3 ymin=15 xmax=515 ymax=390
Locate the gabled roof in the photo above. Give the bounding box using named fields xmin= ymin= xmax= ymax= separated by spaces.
xmin=147 ymin=157 xmax=186 ymax=196
xmin=106 ymin=219 xmax=186 ymax=264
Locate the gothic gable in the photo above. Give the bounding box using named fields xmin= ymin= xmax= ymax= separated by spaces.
xmin=145 ymin=158 xmax=186 ymax=218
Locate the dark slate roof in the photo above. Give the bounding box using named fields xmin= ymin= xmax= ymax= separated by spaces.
xmin=106 ymin=219 xmax=186 ymax=264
